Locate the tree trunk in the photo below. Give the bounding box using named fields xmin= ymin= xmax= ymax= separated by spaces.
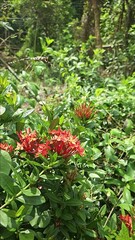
xmin=91 ymin=0 xmax=102 ymax=48
xmin=80 ymin=0 xmax=94 ymax=42
xmin=80 ymin=0 xmax=102 ymax=48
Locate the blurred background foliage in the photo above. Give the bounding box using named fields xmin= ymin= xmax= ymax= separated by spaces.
xmin=0 ymin=0 xmax=135 ymax=76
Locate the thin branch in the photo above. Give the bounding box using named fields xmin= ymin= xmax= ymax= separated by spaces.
xmin=103 ymin=190 xmax=123 ymax=228
xmin=0 ymin=36 xmax=12 ymax=47
xmin=0 ymin=57 xmax=21 ymax=82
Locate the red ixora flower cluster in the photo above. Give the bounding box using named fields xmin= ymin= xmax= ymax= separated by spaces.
xmin=119 ymin=214 xmax=133 ymax=233
xmin=2 ymin=128 xmax=84 ymax=159
xmin=17 ymin=128 xmax=50 ymax=157
xmin=49 ymin=128 xmax=84 ymax=159
xmin=0 ymin=142 xmax=14 ymax=152
xmin=75 ymin=103 xmax=95 ymax=120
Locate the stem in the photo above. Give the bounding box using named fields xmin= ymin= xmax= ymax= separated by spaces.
xmin=105 ymin=108 xmax=122 ymax=128
xmin=103 ymin=190 xmax=123 ymax=228
xmin=0 ymin=168 xmax=47 ymax=210
xmin=0 ymin=184 xmax=30 ymax=210
xmin=0 ymin=57 xmax=21 ymax=82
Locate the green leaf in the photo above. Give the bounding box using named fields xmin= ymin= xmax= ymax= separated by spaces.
xmin=74 ymin=215 xmax=84 ymax=226
xmin=66 ymin=199 xmax=82 ymax=206
xmin=123 ymin=187 xmax=132 ymax=204
xmin=102 ymin=133 xmax=110 ymax=144
xmin=0 ymin=106 xmax=13 ymax=123
xmin=103 ymin=188 xmax=118 ymax=205
xmin=66 ymin=221 xmax=77 ymax=233
xmin=0 ymin=209 xmax=17 ymax=228
xmin=38 ymin=211 xmax=51 ymax=228
xmin=11 ymin=168 xmax=26 ymax=188
xmin=0 ymin=21 xmax=14 ymax=30
xmin=42 ymin=105 xmax=53 ymax=121
xmin=129 ymin=154 xmax=135 ymax=159
xmin=124 ymin=162 xmax=135 ymax=182
xmin=19 ymin=230 xmax=34 ymax=240
xmin=95 ymin=169 xmax=106 ymax=177
xmin=0 ymin=105 xmax=6 ymax=115
xmin=107 ymin=213 xmax=117 ymax=230
xmin=91 ymin=147 xmax=102 ymax=160
xmin=0 ymin=150 xmax=12 ymax=175
xmin=105 ymin=178 xmax=122 ymax=186
xmin=22 ymin=188 xmax=41 ymax=197
xmin=44 ymin=224 xmax=58 ymax=237
xmin=15 ymin=205 xmax=33 ymax=219
xmin=46 ymin=191 xmax=61 ymax=203
xmin=129 ymin=182 xmax=135 ymax=192
xmin=77 ymin=210 xmax=86 ymax=222
xmin=99 ymin=204 xmax=107 ymax=217
xmin=61 ymin=213 xmax=73 ymax=221
xmin=30 ymin=209 xmax=51 ymax=228
xmin=59 ymin=115 xmax=64 ymax=125
xmin=60 ymin=227 xmax=70 ymax=239
xmin=40 ymin=174 xmax=62 ymax=180
xmin=16 ymin=121 xmax=25 ymax=132
xmin=3 ymin=209 xmax=16 ymax=218
xmin=0 ymin=173 xmax=16 ymax=195
xmin=46 ymin=37 xmax=54 ymax=46
xmin=89 ymin=173 xmax=100 ymax=178
xmin=116 ymin=223 xmax=132 ymax=240
xmin=110 ymin=128 xmax=122 ymax=137
xmin=39 ymin=37 xmax=47 ymax=52
xmin=17 ymin=195 xmax=46 ymax=205
xmin=22 ymin=109 xmax=34 ymax=118
xmin=95 ymin=88 xmax=104 ymax=97
xmin=12 ymin=108 xmax=23 ymax=118
xmin=104 ymin=145 xmax=115 ymax=161
xmin=0 ymin=210 xmax=9 ymax=227
xmin=55 ymin=208 xmax=62 ymax=218
xmin=124 ymin=119 xmax=134 ymax=134
xmin=15 ymin=205 xmax=25 ymax=217
xmin=49 ymin=118 xmax=59 ymax=130
xmin=118 ymin=203 xmax=132 ymax=212
xmin=85 ymin=229 xmax=97 ymax=238
xmin=0 ymin=228 xmax=16 ymax=239
xmin=27 ymin=82 xmax=39 ymax=96
xmin=30 ymin=218 xmax=39 ymax=228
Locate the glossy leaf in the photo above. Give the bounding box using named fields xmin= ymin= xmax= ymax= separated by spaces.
xmin=0 ymin=150 xmax=12 ymax=175
xmin=0 ymin=173 xmax=16 ymax=195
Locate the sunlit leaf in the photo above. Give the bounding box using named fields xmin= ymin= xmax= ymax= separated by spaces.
xmin=0 ymin=105 xmax=6 ymax=115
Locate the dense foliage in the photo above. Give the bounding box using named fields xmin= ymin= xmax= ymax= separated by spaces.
xmin=0 ymin=0 xmax=135 ymax=239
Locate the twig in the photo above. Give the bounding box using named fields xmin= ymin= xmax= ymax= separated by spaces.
xmin=0 ymin=36 xmax=12 ymax=47
xmin=0 ymin=57 xmax=21 ymax=82
xmin=0 ymin=168 xmax=46 ymax=210
xmin=103 ymin=190 xmax=123 ymax=228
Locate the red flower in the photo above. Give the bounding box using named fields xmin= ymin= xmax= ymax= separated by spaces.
xmin=17 ymin=128 xmax=40 ymax=154
xmin=0 ymin=142 xmax=14 ymax=152
xmin=35 ymin=142 xmax=51 ymax=157
xmin=49 ymin=128 xmax=84 ymax=159
xmin=119 ymin=214 xmax=133 ymax=233
xmin=75 ymin=103 xmax=95 ymax=120
xmin=17 ymin=128 xmax=50 ymax=157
